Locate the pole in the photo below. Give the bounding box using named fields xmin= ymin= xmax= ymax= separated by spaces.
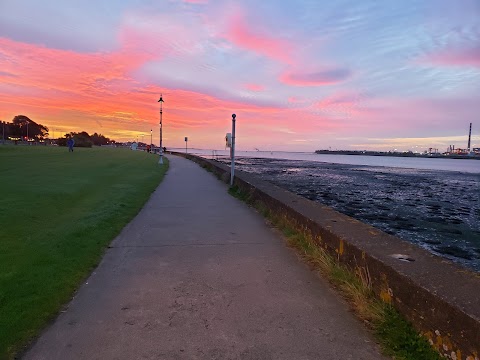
xmin=158 ymin=95 xmax=164 ymax=164
xmin=2 ymin=122 xmax=4 ymax=144
xmin=26 ymin=121 xmax=29 ymax=143
xmin=150 ymin=129 xmax=152 ymax=149
xmin=468 ymin=122 xmax=472 ymax=151
xmin=230 ymin=114 xmax=236 ymax=186
xmin=185 ymin=137 xmax=188 ymax=154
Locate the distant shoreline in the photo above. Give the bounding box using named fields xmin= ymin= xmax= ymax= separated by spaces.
xmin=314 ymin=150 xmax=480 ymax=160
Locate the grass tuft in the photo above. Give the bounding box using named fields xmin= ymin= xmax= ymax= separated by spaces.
xmin=228 ymin=185 xmax=252 ymax=203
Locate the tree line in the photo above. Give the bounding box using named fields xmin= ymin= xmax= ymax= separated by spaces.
xmin=57 ymin=132 xmax=114 ymax=147
xmin=1 ymin=115 xmax=48 ymax=140
xmin=2 ymin=115 xmax=116 ymax=147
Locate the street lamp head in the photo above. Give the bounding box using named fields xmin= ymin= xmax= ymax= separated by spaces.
xmin=232 ymin=114 xmax=236 ymax=119
xmin=158 ymin=95 xmax=164 ymax=103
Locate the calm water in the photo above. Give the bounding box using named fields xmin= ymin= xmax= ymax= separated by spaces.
xmin=171 ymin=148 xmax=480 ymax=174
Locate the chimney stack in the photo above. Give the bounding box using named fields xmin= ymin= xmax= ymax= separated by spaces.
xmin=467 ymin=123 xmax=472 ymax=151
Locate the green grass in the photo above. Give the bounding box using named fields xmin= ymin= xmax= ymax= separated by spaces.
xmin=0 ymin=146 xmax=168 ymax=359
xmin=228 ymin=185 xmax=442 ymax=360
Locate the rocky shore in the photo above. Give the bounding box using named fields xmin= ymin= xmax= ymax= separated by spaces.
xmin=221 ymin=157 xmax=480 ymax=272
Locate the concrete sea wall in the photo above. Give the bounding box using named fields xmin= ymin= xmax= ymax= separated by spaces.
xmin=171 ymin=152 xmax=480 ymax=360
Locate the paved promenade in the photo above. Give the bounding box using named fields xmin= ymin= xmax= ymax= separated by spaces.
xmin=24 ymin=155 xmax=386 ymax=360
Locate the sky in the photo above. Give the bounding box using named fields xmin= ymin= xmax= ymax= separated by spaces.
xmin=0 ymin=0 xmax=479 ymax=152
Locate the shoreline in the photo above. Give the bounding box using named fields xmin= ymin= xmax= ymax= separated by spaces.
xmin=315 ymin=150 xmax=480 ymax=160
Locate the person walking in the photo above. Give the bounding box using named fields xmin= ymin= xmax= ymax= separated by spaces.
xmin=67 ymin=137 xmax=75 ymax=152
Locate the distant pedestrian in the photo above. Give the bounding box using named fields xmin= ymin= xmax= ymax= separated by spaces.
xmin=67 ymin=137 xmax=75 ymax=152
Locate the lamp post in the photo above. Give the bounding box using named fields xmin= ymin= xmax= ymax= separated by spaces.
xmin=150 ymin=129 xmax=152 ymax=149
xmin=26 ymin=120 xmax=29 ymax=143
xmin=158 ymin=94 xmax=164 ymax=164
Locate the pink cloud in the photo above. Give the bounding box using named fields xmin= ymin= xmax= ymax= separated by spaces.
xmin=224 ymin=9 xmax=293 ymax=64
xmin=422 ymin=46 xmax=480 ymax=68
xmin=0 ymin=37 xmax=149 ymax=93
xmin=311 ymin=91 xmax=365 ymax=119
xmin=288 ymin=96 xmax=308 ymax=104
xmin=280 ymin=68 xmax=351 ymax=86
xmin=0 ymin=36 xmax=341 ymax=148
xmin=119 ymin=12 xmax=199 ymax=58
xmin=0 ymin=36 xmax=161 ymax=131
xmin=244 ymin=83 xmax=265 ymax=91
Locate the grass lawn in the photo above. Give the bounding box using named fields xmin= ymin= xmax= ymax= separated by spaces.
xmin=0 ymin=146 xmax=168 ymax=359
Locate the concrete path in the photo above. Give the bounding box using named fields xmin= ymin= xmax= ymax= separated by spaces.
xmin=24 ymin=155 xmax=386 ymax=360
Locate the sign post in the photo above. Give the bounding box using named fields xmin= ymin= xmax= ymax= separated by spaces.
xmin=230 ymin=114 xmax=236 ymax=186
xmin=158 ymin=95 xmax=164 ymax=164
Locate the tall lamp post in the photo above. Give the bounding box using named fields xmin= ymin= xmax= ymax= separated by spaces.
xmin=158 ymin=94 xmax=164 ymax=164
xmin=150 ymin=129 xmax=153 ymax=149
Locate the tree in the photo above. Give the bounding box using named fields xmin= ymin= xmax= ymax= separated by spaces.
xmin=10 ymin=115 xmax=49 ymax=140
xmin=71 ymin=132 xmax=93 ymax=148
xmin=1 ymin=121 xmax=13 ymax=140
xmin=57 ymin=136 xmax=68 ymax=147
xmin=91 ymin=132 xmax=111 ymax=146
xmin=58 ymin=132 xmax=93 ymax=147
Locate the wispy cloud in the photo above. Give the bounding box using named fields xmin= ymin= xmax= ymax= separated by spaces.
xmin=422 ymin=46 xmax=480 ymax=68
xmin=0 ymin=70 xmax=17 ymax=78
xmin=280 ymin=68 xmax=352 ymax=86
xmin=222 ymin=7 xmax=294 ymax=64
xmin=182 ymin=0 xmax=208 ymax=4
xmin=244 ymin=83 xmax=265 ymax=91
xmin=0 ymin=1 xmax=121 ymax=52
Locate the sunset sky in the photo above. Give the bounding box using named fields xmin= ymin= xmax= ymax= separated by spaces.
xmin=1 ymin=0 xmax=479 ymax=151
